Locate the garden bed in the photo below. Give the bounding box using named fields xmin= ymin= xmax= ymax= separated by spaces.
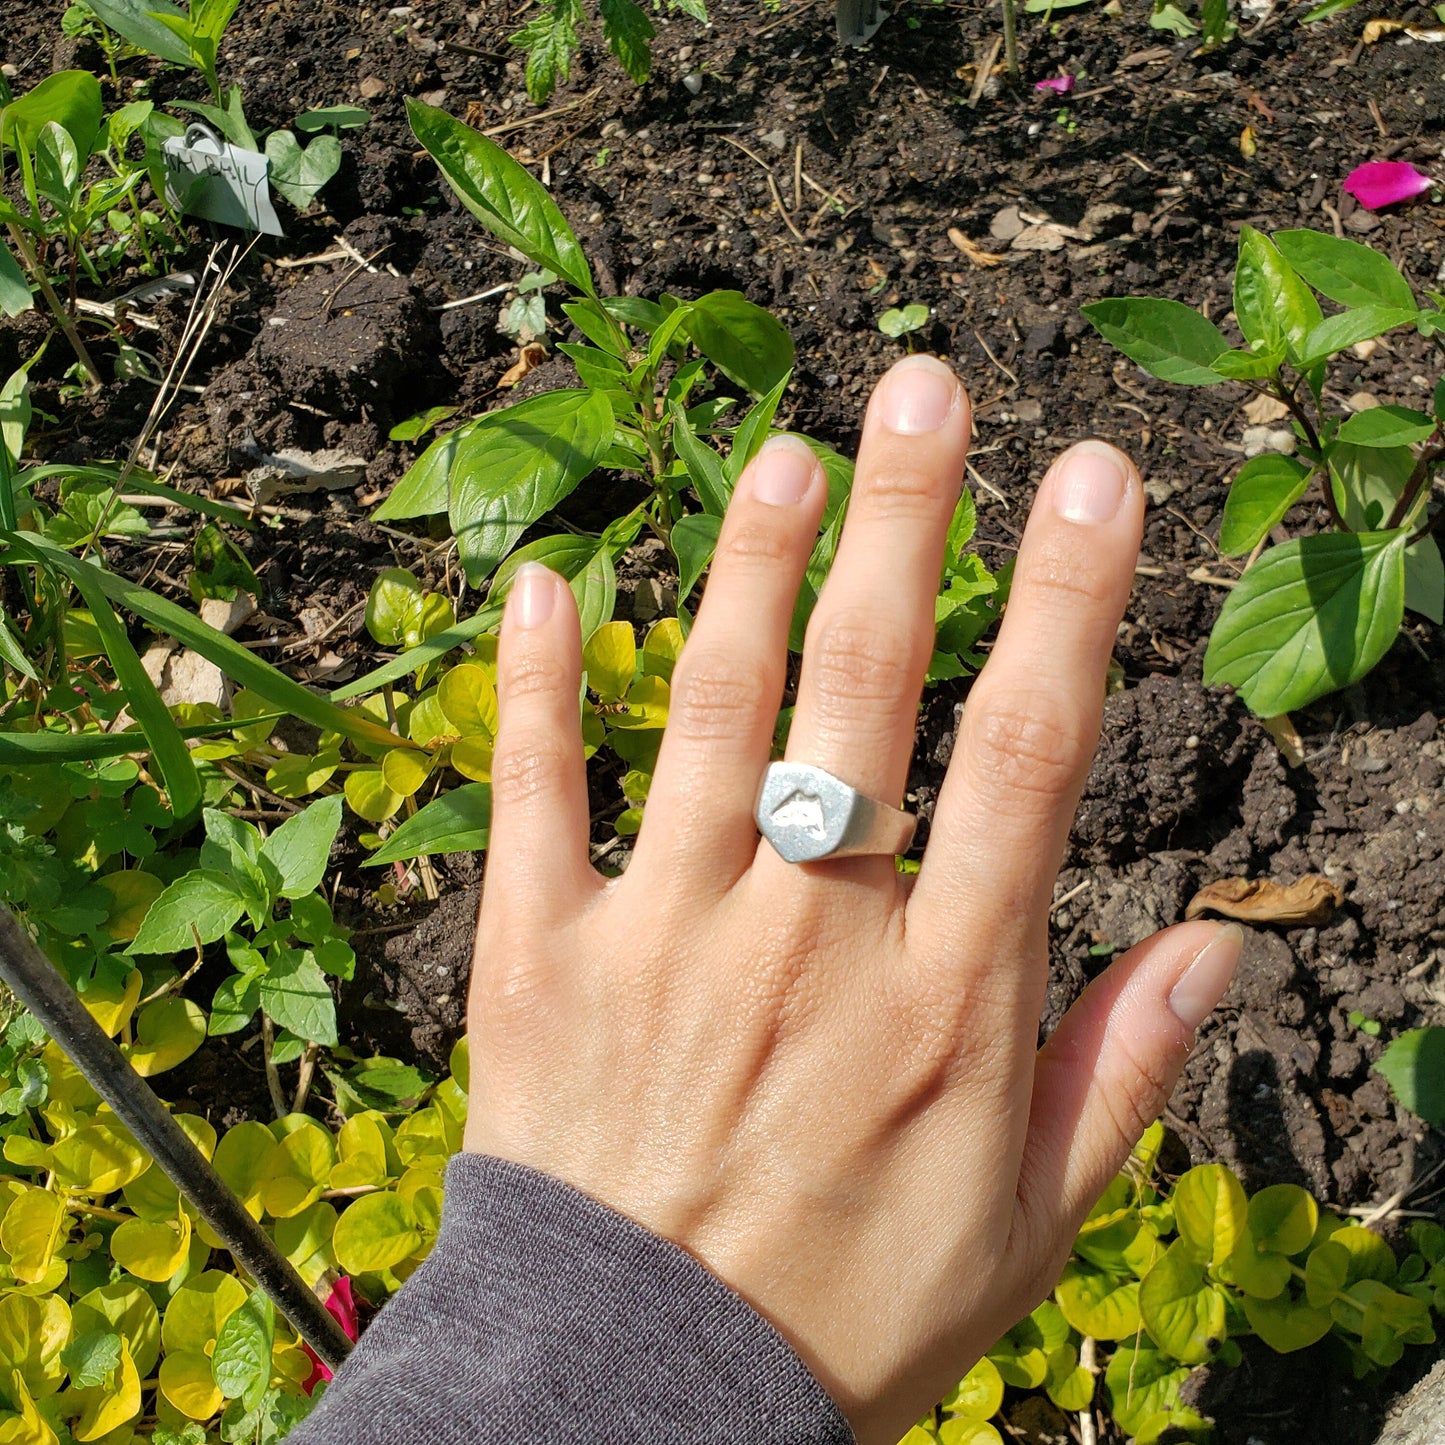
xmin=5 ymin=0 xmax=1445 ymax=1439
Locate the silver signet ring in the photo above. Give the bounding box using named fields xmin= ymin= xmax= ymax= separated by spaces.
xmin=755 ymin=762 xmax=917 ymax=864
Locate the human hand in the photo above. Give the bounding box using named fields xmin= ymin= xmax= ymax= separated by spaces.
xmin=463 ymin=354 xmax=1242 ymax=1445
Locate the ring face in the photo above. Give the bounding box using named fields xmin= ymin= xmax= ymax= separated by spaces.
xmin=755 ymin=762 xmax=916 ymax=863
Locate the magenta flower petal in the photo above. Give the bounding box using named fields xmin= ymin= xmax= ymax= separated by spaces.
xmin=1034 ymin=74 xmax=1075 ymax=95
xmin=301 ymin=1278 xmax=364 ymax=1395
xmin=1343 ymin=161 xmax=1433 ymax=211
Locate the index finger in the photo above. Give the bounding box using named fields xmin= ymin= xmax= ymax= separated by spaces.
xmin=908 ymin=440 xmax=1143 ymax=956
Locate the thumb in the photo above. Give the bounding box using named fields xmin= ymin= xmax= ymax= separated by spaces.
xmin=1011 ymin=921 xmax=1243 ymax=1259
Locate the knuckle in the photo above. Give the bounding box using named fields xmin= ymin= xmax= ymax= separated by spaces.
xmin=968 ymin=688 xmax=1095 ymax=806
xmin=499 ymin=647 xmax=564 ymax=705
xmin=488 ymin=738 xmax=572 ymax=808
xmin=806 ymin=611 xmax=919 ymax=713
xmin=716 ymin=517 xmax=796 ymax=571
xmin=668 ymin=652 xmax=771 ymax=741
xmin=1098 ymin=1034 xmax=1177 ymax=1146
xmin=858 ymin=462 xmax=956 ymax=520
xmin=1024 ymin=539 xmax=1122 ymax=612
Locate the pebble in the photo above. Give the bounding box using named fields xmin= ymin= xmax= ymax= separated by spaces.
xmin=359 ymin=76 xmax=387 ymax=99
xmin=682 ymin=72 xmax=703 ymax=94
xmin=1242 ymin=425 xmax=1297 ymax=458
xmin=1346 ymin=391 xmax=1380 ymax=412
xmin=989 ymin=206 xmax=1024 ymax=241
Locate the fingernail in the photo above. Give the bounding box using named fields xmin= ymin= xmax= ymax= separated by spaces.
xmin=511 ymin=563 xmax=557 ymax=628
xmin=751 ymin=434 xmax=817 ymax=506
xmin=1051 ymin=440 xmax=1131 ymax=525
xmin=1169 ymin=924 xmax=1244 ymax=1031
xmin=876 ymin=354 xmax=959 ymax=435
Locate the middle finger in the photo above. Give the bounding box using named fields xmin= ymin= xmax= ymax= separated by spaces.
xmin=769 ymin=355 xmax=971 ymax=871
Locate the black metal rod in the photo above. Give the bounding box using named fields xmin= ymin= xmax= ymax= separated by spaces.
xmin=0 ymin=906 xmax=354 ymax=1369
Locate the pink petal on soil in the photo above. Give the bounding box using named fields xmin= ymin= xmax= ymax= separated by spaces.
xmin=301 ymin=1277 xmax=363 ymax=1395
xmin=1343 ymin=161 xmax=1433 ymax=210
xmin=1034 ymin=74 xmax=1075 ymax=95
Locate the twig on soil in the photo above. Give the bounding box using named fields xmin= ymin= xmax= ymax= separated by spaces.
xmin=768 ymin=174 xmax=807 ymax=243
xmin=432 ymin=282 xmax=512 ymax=312
xmin=966 ymin=461 xmax=1009 ymax=508
xmin=967 ymin=38 xmax=1002 ymax=108
xmin=721 ymin=134 xmax=774 ymax=173
xmin=1354 ymin=1157 xmax=1445 ymax=1230
xmin=794 ymin=142 xmax=803 ymax=213
xmin=274 ymin=247 xmax=353 ymax=270
xmin=1367 ymin=97 xmax=1388 ymax=138
xmin=481 ymin=89 xmax=601 ymax=139
xmin=1186 ymin=566 xmax=1238 ymax=589
xmin=801 ymin=172 xmax=854 ymax=209
xmin=1050 ymin=879 xmax=1092 ymax=915
xmin=973 ymin=328 xmax=1019 ymax=389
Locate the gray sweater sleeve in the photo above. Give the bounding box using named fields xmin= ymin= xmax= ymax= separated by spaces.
xmin=290 ymin=1152 xmax=857 ymax=1445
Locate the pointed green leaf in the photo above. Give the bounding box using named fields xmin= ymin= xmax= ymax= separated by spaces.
xmin=1273 ymin=230 xmax=1416 ymax=311
xmin=1234 ymin=226 xmax=1322 ymax=366
xmin=1297 ymin=306 xmax=1418 ymax=369
xmin=129 ymin=871 xmax=244 ymax=955
xmin=1081 ymin=298 xmax=1229 ymax=385
xmin=1375 ymin=1027 xmax=1445 ymax=1125
xmin=258 ymin=951 xmax=337 ymax=1046
xmin=0 ymin=244 xmax=31 ymax=319
xmin=365 ymin=782 xmax=491 ymax=865
xmin=1218 ymin=454 xmax=1311 ymax=556
xmin=1336 ymin=405 xmax=1437 ymax=448
xmin=672 ymin=513 xmax=721 ymax=598
xmin=406 ymin=98 xmax=595 ymax=295
xmin=258 ymin=794 xmax=343 ymax=900
xmin=685 ymin=291 xmax=795 ymax=397
xmin=1204 ymin=529 xmax=1409 ymax=716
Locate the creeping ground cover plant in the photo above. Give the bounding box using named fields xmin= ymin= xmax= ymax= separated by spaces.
xmin=1084 ymin=227 xmax=1443 ymax=718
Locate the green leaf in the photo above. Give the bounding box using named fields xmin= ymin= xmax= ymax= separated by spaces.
xmin=598 ymin=0 xmax=655 ymax=83
xmin=1297 ymin=306 xmax=1419 ymax=369
xmin=211 ymin=1287 xmax=273 ymax=1409
xmin=406 ymin=97 xmax=595 ymax=295
xmin=1054 ymin=1262 xmax=1141 ymax=1339
xmin=62 ymin=1331 xmax=123 ymax=1390
xmin=569 ymin=539 xmax=616 ymax=638
xmin=263 ymin=131 xmax=341 ymax=210
xmin=1376 ymin=1027 xmax=1445 ymax=1125
xmin=672 ymin=513 xmax=721 ymax=598
xmin=685 ymin=291 xmax=795 ymax=397
xmin=448 ymin=390 xmax=615 ymax=585
xmin=1203 ymin=529 xmax=1409 ymax=716
xmin=332 ymin=1190 xmax=422 ymax=1273
xmin=258 ymin=951 xmax=337 ymax=1046
xmin=1234 ymin=226 xmax=1322 ymax=366
xmin=725 ymin=370 xmax=792 ymax=485
xmin=879 ymin=304 xmax=930 ymax=337
xmin=1139 ymin=1241 xmax=1226 ymax=1363
xmin=258 ymin=794 xmax=343 ymax=900
xmin=511 ymin=0 xmax=586 ymax=104
xmin=1081 ymin=298 xmax=1230 ymax=385
xmin=0 ymin=244 xmax=32 ymax=319
xmin=2 ymin=531 xmax=405 ymax=752
xmin=1218 ymin=454 xmax=1311 ymax=556
xmin=1241 ymin=1287 xmax=1333 ymax=1352
xmin=1102 ymin=1345 xmax=1192 ymax=1437
xmin=130 ymin=871 xmax=245 ymax=955
xmin=1301 ymin=0 xmax=1362 ymax=17
xmin=1173 ymin=1164 xmax=1248 ymax=1267
xmin=670 ymin=401 xmax=731 ymax=516
xmin=0 ymin=70 xmax=103 ymax=157
xmin=294 ymin=105 xmax=371 ymax=133
xmin=35 ymin=123 xmax=80 ymax=210
xmin=1406 ymin=535 xmax=1443 ymax=625
xmin=1336 ymin=405 xmax=1437 ymax=448
xmin=209 ymin=974 xmax=260 ymax=1036
xmin=1329 ymin=442 xmax=1418 ymax=532
xmin=366 ymin=782 xmax=491 ymax=865
xmin=1274 ymin=230 xmax=1416 ymax=311
xmin=375 ymin=420 xmax=479 ymax=521
xmin=388 ymin=405 xmax=459 ymax=443
xmin=331 ymin=606 xmax=502 ymax=701
xmin=1211 ymin=347 xmax=1284 ymax=381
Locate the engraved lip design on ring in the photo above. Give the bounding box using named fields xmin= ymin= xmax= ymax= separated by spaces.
xmin=755 ymin=762 xmax=918 ymax=864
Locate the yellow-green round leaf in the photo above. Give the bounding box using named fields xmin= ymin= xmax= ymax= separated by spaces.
xmin=72 ymin=1282 xmax=160 ymax=1378
xmin=609 ymin=672 xmax=669 ymax=729
xmin=381 ymin=747 xmax=432 ymax=798
xmin=1044 ymin=1345 xmax=1095 ymax=1412
xmin=261 ymin=1121 xmax=334 ymax=1219
xmin=332 ymin=1190 xmax=422 ymax=1274
xmin=1055 ymin=1262 xmax=1141 ymax=1340
xmin=406 ymin=692 xmax=452 ymax=748
xmin=1227 ymin=1230 xmax=1293 ymax=1300
xmin=1241 ymin=1287 xmax=1333 ymax=1353
xmin=1173 ymin=1163 xmax=1248 ymax=1267
xmin=393 ymin=1104 xmax=456 ymax=1168
xmin=331 ymin=1113 xmax=392 ymax=1191
xmin=936 ymin=1420 xmax=1002 ymax=1445
xmin=0 ymin=1189 xmax=65 ymax=1286
xmin=161 ymin=1272 xmax=247 ymax=1355
xmin=898 ymin=1427 xmax=935 ymax=1445
xmin=1305 ymin=1239 xmax=1349 ymax=1309
xmin=344 ymin=768 xmax=403 ymax=823
xmin=640 ymin=617 xmax=685 ymax=681
xmin=1139 ymin=1241 xmax=1227 ymax=1364
xmin=71 ymin=1339 xmax=139 ymax=1440
xmin=0 ymin=1370 xmax=56 ymax=1444
xmin=158 ymin=1349 xmax=222 ymax=1420
xmin=95 ymin=872 xmax=165 ymax=944
xmin=272 ymin=1201 xmax=337 ymax=1287
xmin=448 ymin=1035 xmax=469 ymax=1093
xmin=1248 ymin=1184 xmax=1317 ymax=1256
xmin=124 ymin=997 xmax=206 ymax=1078
xmin=0 ymin=1292 xmax=69 ymax=1398
xmin=78 ymin=967 xmax=143 ymax=1038
xmin=49 ymin=1124 xmax=149 ymax=1195
xmin=110 ymin=1212 xmax=191 ymax=1282
xmin=209 ymin=1122 xmax=275 ymax=1226
xmin=582 ymin=621 xmax=637 ymax=701
xmin=941 ymin=1356 xmax=1003 ymax=1419
xmin=1330 ymin=1225 xmax=1396 ymax=1286
xmin=438 ymin=663 xmax=497 ymax=736
xmin=449 ymin=733 xmax=494 ymax=783
xmin=266 ymin=752 xmax=340 ymax=799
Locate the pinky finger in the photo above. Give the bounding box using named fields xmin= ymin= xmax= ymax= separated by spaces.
xmin=483 ymin=564 xmax=599 ymax=911
xmin=1010 ymin=922 xmax=1243 ymax=1260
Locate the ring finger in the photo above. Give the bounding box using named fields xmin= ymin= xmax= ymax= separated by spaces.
xmin=768 ymin=354 xmax=971 ymax=875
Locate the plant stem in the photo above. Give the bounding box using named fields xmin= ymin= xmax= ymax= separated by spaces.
xmin=1001 ymin=0 xmax=1019 ymax=80
xmin=1386 ymin=446 xmax=1442 ymax=533
xmin=293 ymin=1041 xmax=319 ymax=1113
xmin=4 ymin=224 xmax=103 ymax=388
xmin=1271 ymin=375 xmax=1345 ymax=532
xmin=261 ymin=1014 xmax=288 ymax=1120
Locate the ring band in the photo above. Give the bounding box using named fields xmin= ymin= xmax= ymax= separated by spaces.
xmin=755 ymin=762 xmax=917 ymax=864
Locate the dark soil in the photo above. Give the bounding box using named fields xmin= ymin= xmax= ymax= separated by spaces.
xmin=8 ymin=0 xmax=1445 ymax=1439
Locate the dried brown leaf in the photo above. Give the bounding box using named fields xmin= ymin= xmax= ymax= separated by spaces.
xmin=947 ymin=228 xmax=1005 ymax=268
xmin=1363 ymin=18 xmax=1406 ymax=41
xmin=498 ymin=343 xmax=547 ymax=389
xmin=1185 ymin=875 xmax=1343 ymax=926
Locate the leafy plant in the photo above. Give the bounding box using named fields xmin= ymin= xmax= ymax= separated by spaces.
xmin=1084 ymin=227 xmax=1443 ymax=719
xmin=879 ymin=304 xmax=930 ymax=343
xmin=83 ymin=0 xmax=242 ymax=104
xmin=908 ymin=1122 xmax=1443 ymax=1444
xmin=1375 ymin=1027 xmax=1445 ymax=1127
xmin=513 ymin=0 xmax=708 ymax=104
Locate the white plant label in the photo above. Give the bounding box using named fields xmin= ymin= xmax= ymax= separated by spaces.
xmin=162 ymin=125 xmax=283 ymax=237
